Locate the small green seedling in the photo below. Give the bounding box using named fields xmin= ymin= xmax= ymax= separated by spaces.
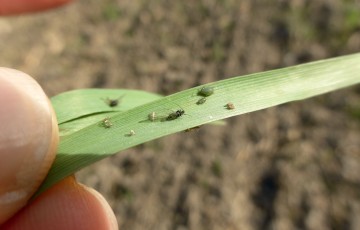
xmin=196 ymin=97 xmax=207 ymax=105
xmin=226 ymin=102 xmax=235 ymax=110
xmin=100 ymin=117 xmax=113 ymax=128
xmin=198 ymin=86 xmax=214 ymax=97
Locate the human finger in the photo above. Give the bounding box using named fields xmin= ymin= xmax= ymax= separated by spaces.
xmin=1 ymin=176 xmax=118 ymax=230
xmin=0 ymin=68 xmax=58 ymax=223
xmin=0 ymin=0 xmax=73 ymax=16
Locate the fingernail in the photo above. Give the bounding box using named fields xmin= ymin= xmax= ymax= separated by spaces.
xmin=0 ymin=68 xmax=58 ymax=223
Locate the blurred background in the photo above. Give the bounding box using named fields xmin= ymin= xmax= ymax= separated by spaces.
xmin=1 ymin=0 xmax=360 ymax=229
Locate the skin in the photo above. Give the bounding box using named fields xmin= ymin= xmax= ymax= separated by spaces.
xmin=0 ymin=2 xmax=118 ymax=229
xmin=0 ymin=0 xmax=72 ymax=15
xmin=0 ymin=68 xmax=118 ymax=229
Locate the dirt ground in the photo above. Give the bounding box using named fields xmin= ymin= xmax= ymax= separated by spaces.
xmin=1 ymin=0 xmax=360 ymax=229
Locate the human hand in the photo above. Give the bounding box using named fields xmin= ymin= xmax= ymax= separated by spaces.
xmin=1 ymin=3 xmax=117 ymax=229
xmin=0 ymin=68 xmax=118 ymax=229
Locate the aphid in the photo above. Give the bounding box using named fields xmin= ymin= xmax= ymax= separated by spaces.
xmin=103 ymin=95 xmax=125 ymax=107
xmin=197 ymin=86 xmax=214 ymax=97
xmin=184 ymin=126 xmax=201 ymax=132
xmin=166 ymin=109 xmax=185 ymax=121
xmin=148 ymin=112 xmax=157 ymax=122
xmin=226 ymin=102 xmax=235 ymax=110
xmin=128 ymin=130 xmax=136 ymax=136
xmin=100 ymin=117 xmax=113 ymax=128
xmin=196 ymin=97 xmax=207 ymax=105
xmin=124 ymin=129 xmax=136 ymax=137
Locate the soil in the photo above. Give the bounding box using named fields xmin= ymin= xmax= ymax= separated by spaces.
xmin=1 ymin=0 xmax=360 ymax=229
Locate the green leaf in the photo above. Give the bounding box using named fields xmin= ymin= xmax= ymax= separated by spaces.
xmin=34 ymin=53 xmax=360 ymax=198
xmin=52 ymin=89 xmax=163 ymax=124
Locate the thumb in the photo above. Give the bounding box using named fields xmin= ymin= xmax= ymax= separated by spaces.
xmin=0 ymin=68 xmax=58 ymax=224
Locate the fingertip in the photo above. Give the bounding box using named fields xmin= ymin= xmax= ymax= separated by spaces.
xmin=0 ymin=68 xmax=58 ymax=223
xmin=80 ymin=185 xmax=119 ymax=230
xmin=2 ymin=177 xmax=118 ymax=230
xmin=0 ymin=0 xmax=73 ymax=16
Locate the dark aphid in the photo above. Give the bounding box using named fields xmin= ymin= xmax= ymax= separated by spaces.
xmin=100 ymin=117 xmax=113 ymax=128
xmin=103 ymin=95 xmax=125 ymax=107
xmin=184 ymin=126 xmax=201 ymax=132
xmin=226 ymin=102 xmax=235 ymax=110
xmin=166 ymin=109 xmax=185 ymax=121
xmin=108 ymin=99 xmax=119 ymax=107
xmin=196 ymin=97 xmax=207 ymax=105
xmin=197 ymin=86 xmax=214 ymax=97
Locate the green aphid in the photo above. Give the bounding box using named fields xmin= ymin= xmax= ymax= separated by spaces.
xmin=198 ymin=86 xmax=214 ymax=97
xmin=196 ymin=97 xmax=207 ymax=105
